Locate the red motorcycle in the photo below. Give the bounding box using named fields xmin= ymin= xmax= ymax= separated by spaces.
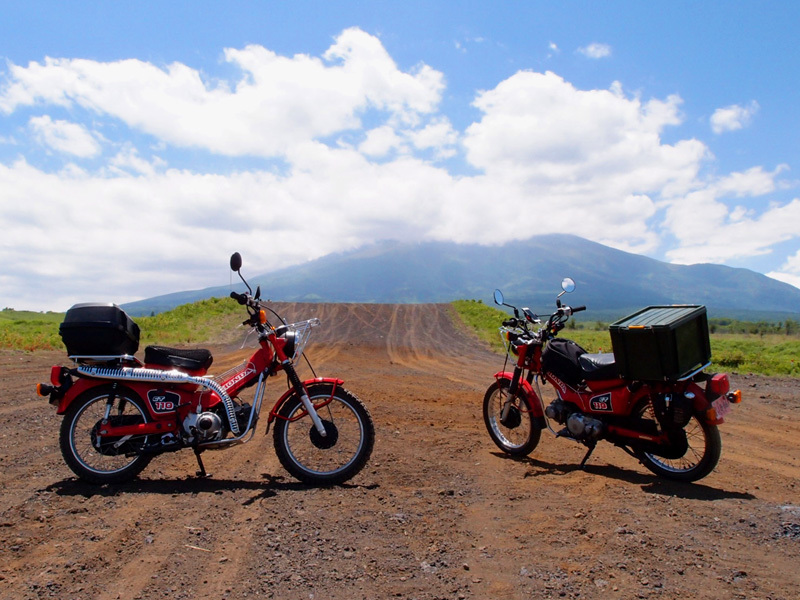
xmin=484 ymin=279 xmax=741 ymax=482
xmin=37 ymin=253 xmax=374 ymax=486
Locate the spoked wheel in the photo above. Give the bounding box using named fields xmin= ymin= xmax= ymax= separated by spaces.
xmin=273 ymin=384 xmax=374 ymax=486
xmin=633 ymin=402 xmax=721 ymax=482
xmin=483 ymin=379 xmax=541 ymax=456
xmin=59 ymin=385 xmax=153 ymax=484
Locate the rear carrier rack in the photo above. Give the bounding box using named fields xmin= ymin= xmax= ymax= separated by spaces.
xmin=68 ymin=354 xmax=140 ymax=366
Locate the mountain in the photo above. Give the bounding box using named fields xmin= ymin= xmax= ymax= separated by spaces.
xmin=122 ymin=234 xmax=800 ymax=320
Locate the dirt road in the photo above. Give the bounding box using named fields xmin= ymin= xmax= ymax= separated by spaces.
xmin=1 ymin=303 xmax=798 ymax=599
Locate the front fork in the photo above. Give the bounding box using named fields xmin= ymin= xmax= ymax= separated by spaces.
xmin=501 ymin=366 xmax=525 ymax=422
xmin=285 ymin=362 xmax=328 ymax=437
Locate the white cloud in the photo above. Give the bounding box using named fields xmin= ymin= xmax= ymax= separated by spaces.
xmin=767 ymin=250 xmax=800 ymax=290
xmin=359 ymin=126 xmax=405 ymax=157
xmin=108 ymin=146 xmax=166 ymax=176
xmin=578 ymin=43 xmax=612 ymax=59
xmin=1 ymin=28 xmax=445 ymax=158
xmin=407 ymin=118 xmax=458 ymax=158
xmin=767 ymin=271 xmax=800 ymax=290
xmin=29 ymin=115 xmax=101 ymax=157
xmin=710 ymin=101 xmax=759 ymax=134
xmin=0 ymin=29 xmax=796 ymax=311
xmin=458 ymin=71 xmax=704 ymax=252
xmin=665 ymin=193 xmax=800 ymax=264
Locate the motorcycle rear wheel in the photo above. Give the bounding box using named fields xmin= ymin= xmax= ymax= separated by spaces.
xmin=483 ymin=380 xmax=541 ymax=456
xmin=273 ymin=384 xmax=374 ymax=486
xmin=633 ymin=404 xmax=721 ymax=482
xmin=59 ymin=385 xmax=153 ymax=484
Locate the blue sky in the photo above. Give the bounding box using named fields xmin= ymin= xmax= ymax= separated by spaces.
xmin=2 ymin=1 xmax=799 ymax=311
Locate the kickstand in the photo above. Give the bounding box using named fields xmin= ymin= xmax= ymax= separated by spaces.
xmin=194 ymin=448 xmax=210 ymax=478
xmin=579 ymin=443 xmax=596 ymax=469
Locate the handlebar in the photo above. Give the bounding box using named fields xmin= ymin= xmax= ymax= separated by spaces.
xmin=230 ymin=291 xmax=248 ymax=305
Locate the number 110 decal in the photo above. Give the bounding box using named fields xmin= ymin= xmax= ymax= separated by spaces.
xmin=147 ymin=390 xmax=181 ymax=413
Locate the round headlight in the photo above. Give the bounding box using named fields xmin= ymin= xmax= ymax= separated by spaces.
xmin=282 ymin=330 xmax=297 ymax=358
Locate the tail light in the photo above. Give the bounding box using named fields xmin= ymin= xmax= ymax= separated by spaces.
xmin=50 ymin=365 xmax=63 ymax=386
xmin=708 ymin=373 xmax=730 ymax=396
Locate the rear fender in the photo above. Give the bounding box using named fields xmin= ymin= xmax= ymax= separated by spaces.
xmin=55 ymin=377 xmax=103 ymax=415
xmin=267 ymin=377 xmax=345 ymax=425
xmin=493 ymin=371 xmax=545 ymax=419
xmin=687 ymin=381 xmax=725 ymax=425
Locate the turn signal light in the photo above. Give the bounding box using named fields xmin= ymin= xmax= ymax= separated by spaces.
xmin=727 ymin=389 xmax=742 ymax=404
xmin=37 ymin=383 xmax=53 ymax=397
xmin=259 ymin=309 xmax=267 ymax=325
xmin=705 ymin=407 xmax=723 ymax=424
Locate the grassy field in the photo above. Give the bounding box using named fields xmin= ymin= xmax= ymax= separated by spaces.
xmin=0 ymin=299 xmax=243 ymax=352
xmin=2 ymin=301 xmax=799 ymax=377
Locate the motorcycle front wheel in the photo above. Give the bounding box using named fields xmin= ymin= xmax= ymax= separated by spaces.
xmin=483 ymin=379 xmax=541 ymax=456
xmin=273 ymin=384 xmax=374 ymax=486
xmin=634 ymin=404 xmax=721 ymax=482
xmin=59 ymin=385 xmax=153 ymax=484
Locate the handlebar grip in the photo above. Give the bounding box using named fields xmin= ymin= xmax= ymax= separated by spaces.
xmin=230 ymin=291 xmax=248 ymax=305
xmin=572 ymin=305 xmax=587 ymax=313
xmin=502 ymin=319 xmax=517 ymax=327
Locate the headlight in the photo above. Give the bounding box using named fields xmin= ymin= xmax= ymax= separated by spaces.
xmin=283 ymin=330 xmax=297 ymax=359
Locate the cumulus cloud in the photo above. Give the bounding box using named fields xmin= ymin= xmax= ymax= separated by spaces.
xmin=767 ymin=250 xmax=800 ymax=289
xmin=29 ymin=115 xmax=101 ymax=157
xmin=0 ymin=28 xmax=796 ymax=309
xmin=710 ymin=101 xmax=759 ymax=134
xmin=578 ymin=43 xmax=612 ymax=59
xmin=663 ymin=165 xmax=797 ymax=264
xmin=2 ymin=28 xmax=445 ymax=158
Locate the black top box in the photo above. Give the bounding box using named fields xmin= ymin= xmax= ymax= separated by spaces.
xmin=609 ymin=305 xmax=711 ymax=381
xmin=59 ymin=303 xmax=140 ymax=357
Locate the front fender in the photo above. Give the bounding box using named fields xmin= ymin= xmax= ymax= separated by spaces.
xmin=493 ymin=371 xmax=545 ymax=419
xmin=267 ymin=377 xmax=345 ymax=424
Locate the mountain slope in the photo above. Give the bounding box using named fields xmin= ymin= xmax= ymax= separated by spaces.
xmin=122 ymin=235 xmax=800 ymax=318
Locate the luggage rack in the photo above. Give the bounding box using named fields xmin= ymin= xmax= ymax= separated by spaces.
xmin=68 ymin=354 xmax=142 ymax=366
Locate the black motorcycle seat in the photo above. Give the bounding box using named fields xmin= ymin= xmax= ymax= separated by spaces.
xmin=578 ymin=352 xmax=619 ymax=381
xmin=144 ymin=345 xmax=213 ymax=371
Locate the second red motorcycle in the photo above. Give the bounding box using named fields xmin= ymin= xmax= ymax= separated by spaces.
xmin=484 ymin=279 xmax=741 ymax=482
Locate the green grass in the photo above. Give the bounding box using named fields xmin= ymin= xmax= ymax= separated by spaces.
xmin=0 ymin=299 xmax=243 ymax=352
xmin=0 ymin=308 xmax=64 ymax=351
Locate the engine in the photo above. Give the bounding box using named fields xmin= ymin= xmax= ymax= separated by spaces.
xmin=545 ymin=399 xmax=605 ymax=441
xmin=183 ymin=411 xmax=224 ymax=443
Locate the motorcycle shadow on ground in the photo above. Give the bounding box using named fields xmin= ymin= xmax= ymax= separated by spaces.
xmin=490 ymin=451 xmax=756 ymax=502
xmin=44 ymin=474 xmax=380 ymax=505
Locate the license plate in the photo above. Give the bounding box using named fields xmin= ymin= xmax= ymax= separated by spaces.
xmin=712 ymin=396 xmax=731 ymax=418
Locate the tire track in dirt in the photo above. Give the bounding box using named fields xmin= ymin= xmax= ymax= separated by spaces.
xmin=2 ymin=306 xmax=800 ymax=600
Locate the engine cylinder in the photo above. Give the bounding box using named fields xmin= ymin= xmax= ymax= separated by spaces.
xmin=566 ymin=413 xmax=604 ymax=440
xmin=183 ymin=411 xmax=223 ymax=442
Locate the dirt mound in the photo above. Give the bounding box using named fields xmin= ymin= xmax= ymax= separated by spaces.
xmin=1 ymin=304 xmax=799 ymax=599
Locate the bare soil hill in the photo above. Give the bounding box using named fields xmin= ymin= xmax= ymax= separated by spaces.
xmin=1 ymin=303 xmax=798 ymax=600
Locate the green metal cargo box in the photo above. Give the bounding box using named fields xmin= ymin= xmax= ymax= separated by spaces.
xmin=609 ymin=305 xmax=711 ymax=381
